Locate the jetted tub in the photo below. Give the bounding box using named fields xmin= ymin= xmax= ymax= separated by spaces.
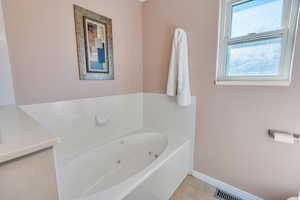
xmin=57 ymin=132 xmax=191 ymax=200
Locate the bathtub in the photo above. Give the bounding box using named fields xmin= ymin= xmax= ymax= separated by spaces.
xmin=57 ymin=132 xmax=191 ymax=200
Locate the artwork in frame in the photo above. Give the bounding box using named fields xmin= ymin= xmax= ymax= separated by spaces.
xmin=74 ymin=5 xmax=114 ymax=80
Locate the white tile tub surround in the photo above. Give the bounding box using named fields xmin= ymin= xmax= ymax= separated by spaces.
xmin=20 ymin=93 xmax=197 ymax=200
xmin=21 ymin=93 xmax=143 ymax=165
xmin=143 ymin=93 xmax=197 ymax=171
xmin=143 ymin=93 xmax=196 ymax=138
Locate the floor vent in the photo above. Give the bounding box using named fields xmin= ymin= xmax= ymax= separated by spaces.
xmin=215 ymin=189 xmax=243 ymax=200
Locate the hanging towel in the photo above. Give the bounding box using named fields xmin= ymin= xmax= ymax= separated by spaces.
xmin=166 ymin=28 xmax=192 ymax=106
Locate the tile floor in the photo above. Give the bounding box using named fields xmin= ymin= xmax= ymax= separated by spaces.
xmin=170 ymin=175 xmax=217 ymax=200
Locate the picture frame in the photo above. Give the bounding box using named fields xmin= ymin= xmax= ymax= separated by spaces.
xmin=74 ymin=5 xmax=114 ymax=80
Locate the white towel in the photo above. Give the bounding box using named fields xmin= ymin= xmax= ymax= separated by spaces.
xmin=166 ymin=28 xmax=192 ymax=106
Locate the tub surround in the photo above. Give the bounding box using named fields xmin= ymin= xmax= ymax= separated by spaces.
xmin=21 ymin=93 xmax=143 ymax=165
xmin=0 ymin=105 xmax=59 ymax=163
xmin=21 ymin=93 xmax=195 ymax=165
xmin=21 ymin=93 xmax=197 ymax=200
xmin=143 ymin=93 xmax=197 ymax=172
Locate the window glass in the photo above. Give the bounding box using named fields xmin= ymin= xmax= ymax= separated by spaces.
xmin=231 ymin=0 xmax=284 ymax=38
xmin=225 ymin=38 xmax=282 ymax=76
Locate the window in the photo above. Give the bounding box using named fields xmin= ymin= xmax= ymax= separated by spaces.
xmin=216 ymin=0 xmax=300 ymax=86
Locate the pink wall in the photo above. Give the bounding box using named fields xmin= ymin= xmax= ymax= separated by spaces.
xmin=2 ymin=0 xmax=143 ymax=105
xmin=143 ymin=0 xmax=300 ymax=199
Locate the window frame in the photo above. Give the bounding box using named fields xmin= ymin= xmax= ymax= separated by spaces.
xmin=216 ymin=0 xmax=300 ymax=86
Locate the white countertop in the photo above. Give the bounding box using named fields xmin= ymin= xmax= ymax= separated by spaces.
xmin=0 ymin=105 xmax=60 ymax=163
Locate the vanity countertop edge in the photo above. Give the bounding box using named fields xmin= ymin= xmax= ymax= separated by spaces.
xmin=0 ymin=105 xmax=60 ymax=164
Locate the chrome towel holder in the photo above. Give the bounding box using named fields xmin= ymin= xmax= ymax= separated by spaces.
xmin=268 ymin=129 xmax=300 ymax=142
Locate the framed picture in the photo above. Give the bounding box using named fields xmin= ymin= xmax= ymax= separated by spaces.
xmin=74 ymin=5 xmax=114 ymax=80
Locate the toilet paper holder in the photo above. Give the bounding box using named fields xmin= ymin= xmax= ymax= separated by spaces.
xmin=268 ymin=129 xmax=300 ymax=142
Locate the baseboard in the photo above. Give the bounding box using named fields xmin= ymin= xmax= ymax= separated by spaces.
xmin=192 ymin=170 xmax=264 ymax=200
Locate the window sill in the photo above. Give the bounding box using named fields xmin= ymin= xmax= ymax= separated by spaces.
xmin=215 ymin=80 xmax=291 ymax=86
